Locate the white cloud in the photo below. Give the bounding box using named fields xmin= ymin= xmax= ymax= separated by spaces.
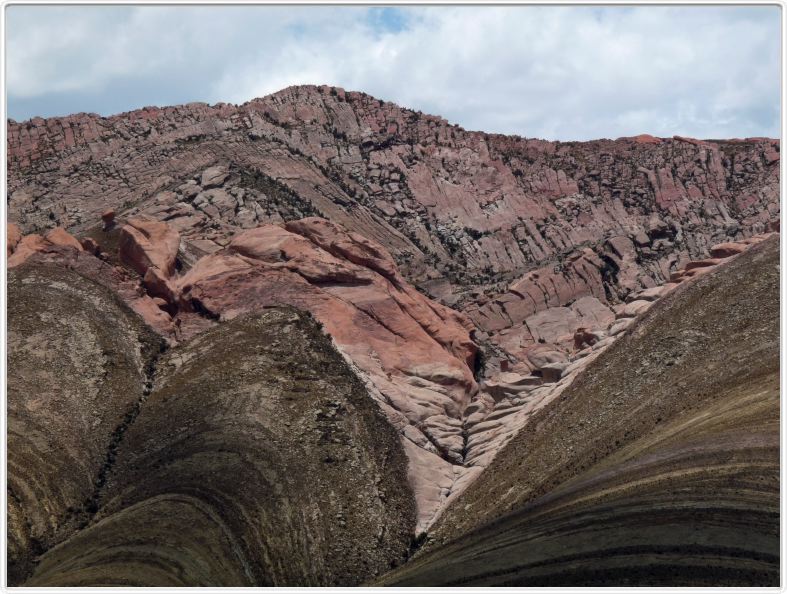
xmin=6 ymin=5 xmax=781 ymax=140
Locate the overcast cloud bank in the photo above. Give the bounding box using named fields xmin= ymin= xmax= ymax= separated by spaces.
xmin=6 ymin=5 xmax=781 ymax=141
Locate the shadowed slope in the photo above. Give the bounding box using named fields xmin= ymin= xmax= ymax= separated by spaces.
xmin=20 ymin=307 xmax=415 ymax=586
xmin=379 ymin=235 xmax=779 ymax=586
xmin=7 ymin=263 xmax=165 ymax=584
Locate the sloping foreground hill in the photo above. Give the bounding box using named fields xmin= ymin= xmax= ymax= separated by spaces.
xmin=379 ymin=235 xmax=779 ymax=586
xmin=8 ymin=263 xmax=415 ymax=586
xmin=7 ymin=262 xmax=165 ymax=584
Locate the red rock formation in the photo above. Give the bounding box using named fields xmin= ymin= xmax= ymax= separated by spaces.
xmin=4 ymin=85 xmax=781 ymax=533
xmin=8 ymin=234 xmax=50 ymax=267
xmin=6 ymin=86 xmax=778 ymax=308
xmin=118 ymin=217 xmax=180 ymax=278
xmin=45 ymin=227 xmax=84 ymax=251
xmin=7 ymin=223 xmax=22 ymax=257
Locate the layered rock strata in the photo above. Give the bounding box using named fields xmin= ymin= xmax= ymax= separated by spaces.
xmin=380 ymin=235 xmax=780 ymax=586
xmin=8 ymin=213 xmax=774 ymax=534
xmin=7 ymin=263 xmax=164 ymax=584
xmin=21 ymin=308 xmax=415 ymax=586
xmin=8 ymin=85 xmax=779 ymax=309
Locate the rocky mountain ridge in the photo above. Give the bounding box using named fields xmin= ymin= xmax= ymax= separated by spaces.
xmin=6 ymin=85 xmax=781 ymax=585
xmin=8 ymin=86 xmax=779 ymax=372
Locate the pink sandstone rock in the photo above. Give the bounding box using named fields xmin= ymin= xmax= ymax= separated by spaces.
xmin=710 ymin=242 xmax=748 ymax=259
xmin=44 ymin=227 xmax=83 ymax=251
xmin=7 ymin=223 xmax=22 ymax=256
xmin=3 ymin=84 xmax=780 ymax=532
xmin=7 ymin=234 xmax=50 ymax=267
xmin=172 ymin=219 xmax=479 ymax=530
xmin=118 ymin=217 xmax=180 ymax=278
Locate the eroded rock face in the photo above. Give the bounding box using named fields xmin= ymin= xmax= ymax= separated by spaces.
xmin=5 ymin=86 xmax=781 ymax=560
xmin=118 ymin=217 xmax=180 ymax=277
xmin=7 ymin=85 xmax=779 ymax=307
xmin=7 ymin=202 xmax=777 ymax=535
xmin=381 ymin=236 xmax=780 ymax=587
xmin=172 ymin=218 xmax=479 ymax=530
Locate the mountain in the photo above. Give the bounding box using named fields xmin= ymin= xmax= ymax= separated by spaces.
xmin=380 ymin=235 xmax=779 ymax=586
xmin=9 ymin=264 xmax=415 ymax=586
xmin=6 ymin=85 xmax=780 ymax=586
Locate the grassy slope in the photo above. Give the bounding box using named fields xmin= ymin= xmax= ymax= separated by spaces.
xmin=380 ymin=236 xmax=780 ymax=586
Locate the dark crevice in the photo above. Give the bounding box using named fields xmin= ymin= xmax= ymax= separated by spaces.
xmin=190 ymin=297 xmax=220 ymax=320
xmin=597 ymin=251 xmax=621 ymax=303
xmin=80 ymin=341 xmax=168 ymax=524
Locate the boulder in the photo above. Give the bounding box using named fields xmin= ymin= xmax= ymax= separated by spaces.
xmin=200 ymin=166 xmax=229 ymax=188
xmin=118 ymin=218 xmax=180 ymax=278
xmin=618 ymin=300 xmax=652 ymax=318
xmin=44 ymin=227 xmax=83 ymax=251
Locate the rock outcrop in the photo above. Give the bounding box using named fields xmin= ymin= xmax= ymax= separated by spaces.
xmin=7 ymin=85 xmax=779 ymax=306
xmin=5 ymin=86 xmax=781 ymax=587
xmin=380 ymin=235 xmax=780 ymax=587
xmin=7 ymin=204 xmax=777 ymax=535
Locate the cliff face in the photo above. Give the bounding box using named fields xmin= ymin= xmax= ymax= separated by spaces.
xmin=7 ymin=85 xmax=779 ymax=373
xmin=8 ymin=85 xmax=779 ymax=292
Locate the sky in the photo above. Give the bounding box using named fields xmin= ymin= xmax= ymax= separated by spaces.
xmin=5 ymin=5 xmax=782 ymax=141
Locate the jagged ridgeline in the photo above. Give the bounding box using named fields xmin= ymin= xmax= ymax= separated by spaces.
xmin=8 ymin=85 xmax=779 ymax=298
